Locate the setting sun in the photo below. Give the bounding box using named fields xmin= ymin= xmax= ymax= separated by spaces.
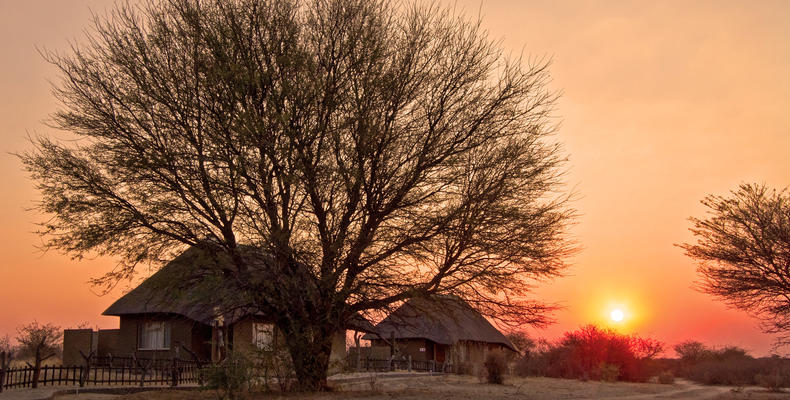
xmin=610 ymin=309 xmax=625 ymax=323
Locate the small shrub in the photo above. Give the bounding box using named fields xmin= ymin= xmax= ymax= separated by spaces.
xmin=484 ymin=351 xmax=507 ymax=384
xmin=657 ymin=371 xmax=675 ymax=384
xmin=255 ymin=349 xmax=294 ymax=392
xmin=597 ymin=363 xmax=620 ymax=382
xmin=455 ymin=361 xmax=473 ymax=376
xmin=201 ymin=352 xmax=255 ymax=400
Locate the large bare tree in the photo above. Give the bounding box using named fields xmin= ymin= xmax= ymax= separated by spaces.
xmin=21 ymin=0 xmax=574 ymax=389
xmin=680 ymin=183 xmax=790 ymax=348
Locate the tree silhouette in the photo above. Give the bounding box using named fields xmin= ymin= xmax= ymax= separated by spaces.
xmin=680 ymin=183 xmax=790 ymax=348
xmin=21 ymin=0 xmax=574 ymax=389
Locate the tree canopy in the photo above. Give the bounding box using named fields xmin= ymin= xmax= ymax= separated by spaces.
xmin=22 ymin=0 xmax=574 ymax=388
xmin=680 ymin=183 xmax=790 ymax=347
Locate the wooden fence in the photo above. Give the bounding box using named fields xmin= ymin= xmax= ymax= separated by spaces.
xmin=0 ymin=356 xmax=203 ymax=393
xmin=359 ymin=357 xmax=452 ymax=373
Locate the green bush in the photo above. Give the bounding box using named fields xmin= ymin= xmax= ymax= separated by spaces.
xmin=484 ymin=351 xmax=508 ymax=384
xmin=201 ymin=352 xmax=255 ymax=400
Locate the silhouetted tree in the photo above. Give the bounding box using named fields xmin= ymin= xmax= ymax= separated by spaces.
xmin=0 ymin=335 xmax=13 ymax=368
xmin=21 ymin=0 xmax=573 ymax=389
xmin=631 ymin=336 xmax=664 ymax=360
xmin=0 ymin=336 xmax=12 ymax=355
xmin=16 ymin=322 xmax=62 ymax=388
xmin=680 ymin=183 xmax=790 ymax=347
xmin=507 ymin=331 xmax=536 ymax=357
xmin=674 ymin=340 xmax=708 ymax=361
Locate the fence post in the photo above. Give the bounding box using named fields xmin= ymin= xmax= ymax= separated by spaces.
xmin=408 ymin=355 xmax=412 ymax=372
xmin=78 ymin=350 xmax=93 ymax=387
xmin=171 ymin=357 xmax=178 ymax=387
xmin=0 ymin=351 xmax=8 ymax=393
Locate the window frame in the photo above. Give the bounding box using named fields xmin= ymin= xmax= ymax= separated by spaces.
xmin=252 ymin=322 xmax=275 ymax=351
xmin=137 ymin=320 xmax=171 ymax=351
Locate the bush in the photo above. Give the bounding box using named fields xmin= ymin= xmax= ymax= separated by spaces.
xmin=674 ymin=348 xmax=790 ymax=388
xmin=657 ymin=371 xmax=675 ymax=384
xmin=756 ymin=369 xmax=790 ymax=392
xmin=510 ymin=325 xmax=664 ymax=382
xmin=484 ymin=351 xmax=507 ymax=384
xmin=254 ymin=349 xmax=294 ymax=392
xmin=596 ymin=363 xmax=620 ymax=382
xmin=455 ymin=361 xmax=474 ymax=376
xmin=201 ymin=352 xmax=255 ymax=400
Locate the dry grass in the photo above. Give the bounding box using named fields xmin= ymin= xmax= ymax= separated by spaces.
xmin=712 ymin=388 xmax=789 ymax=400
xmin=9 ymin=356 xmax=63 ymax=368
xmin=55 ymin=375 xmax=680 ymax=400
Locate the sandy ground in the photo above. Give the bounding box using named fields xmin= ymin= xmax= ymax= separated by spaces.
xmin=48 ymin=375 xmax=790 ymax=400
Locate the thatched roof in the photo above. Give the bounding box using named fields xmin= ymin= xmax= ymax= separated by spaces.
xmin=103 ymin=246 xmax=375 ymax=333
xmin=363 ymin=296 xmax=516 ymax=352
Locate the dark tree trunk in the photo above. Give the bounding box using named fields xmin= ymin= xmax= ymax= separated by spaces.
xmin=281 ymin=321 xmax=336 ymax=391
xmin=32 ymin=347 xmax=42 ymax=389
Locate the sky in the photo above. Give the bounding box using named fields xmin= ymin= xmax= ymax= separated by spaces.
xmin=1 ymin=0 xmax=790 ymax=357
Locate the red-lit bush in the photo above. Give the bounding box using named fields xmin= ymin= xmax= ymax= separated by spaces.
xmin=514 ymin=325 xmax=663 ymax=382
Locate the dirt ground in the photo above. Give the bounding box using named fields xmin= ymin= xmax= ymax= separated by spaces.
xmin=53 ymin=375 xmax=789 ymax=400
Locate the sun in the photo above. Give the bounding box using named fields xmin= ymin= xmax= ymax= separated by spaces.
xmin=610 ymin=308 xmax=625 ymax=323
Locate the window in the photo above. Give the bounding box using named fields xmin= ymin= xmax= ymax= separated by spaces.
xmin=252 ymin=323 xmax=274 ymax=350
xmin=138 ymin=321 xmax=171 ymax=350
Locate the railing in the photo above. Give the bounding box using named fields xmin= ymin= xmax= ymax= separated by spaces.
xmin=0 ymin=356 xmax=203 ymax=393
xmin=358 ymin=357 xmax=453 ymax=373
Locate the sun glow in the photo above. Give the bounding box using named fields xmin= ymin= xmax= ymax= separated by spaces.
xmin=610 ymin=308 xmax=625 ymax=322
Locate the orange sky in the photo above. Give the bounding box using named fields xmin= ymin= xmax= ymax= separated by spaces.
xmin=2 ymin=0 xmax=789 ymax=356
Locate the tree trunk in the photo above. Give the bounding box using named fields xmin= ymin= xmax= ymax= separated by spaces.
xmin=32 ymin=349 xmax=42 ymax=389
xmin=281 ymin=322 xmax=336 ymax=391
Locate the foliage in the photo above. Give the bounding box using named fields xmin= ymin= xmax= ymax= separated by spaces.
xmin=0 ymin=335 xmax=13 ymax=355
xmin=596 ymin=362 xmax=620 ymax=382
xmin=255 ymin=348 xmax=295 ymax=392
xmin=0 ymin=335 xmax=14 ymax=371
xmin=672 ymin=343 xmax=790 ymax=388
xmin=674 ymin=340 xmax=708 ymax=362
xmin=680 ymin=183 xmax=790 ymax=346
xmin=15 ymin=322 xmax=61 ymax=363
xmin=512 ymin=325 xmax=663 ymax=382
xmin=755 ymin=369 xmax=790 ymax=392
xmin=201 ymin=352 xmax=255 ymax=400
xmin=21 ymin=0 xmax=574 ymax=389
xmin=484 ymin=350 xmax=508 ymax=384
xmin=506 ymin=331 xmax=536 ymax=357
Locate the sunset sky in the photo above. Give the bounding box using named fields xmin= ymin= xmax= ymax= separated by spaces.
xmin=2 ymin=0 xmax=789 ymax=356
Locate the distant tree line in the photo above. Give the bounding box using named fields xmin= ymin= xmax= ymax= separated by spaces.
xmin=507 ymin=326 xmax=790 ymax=391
